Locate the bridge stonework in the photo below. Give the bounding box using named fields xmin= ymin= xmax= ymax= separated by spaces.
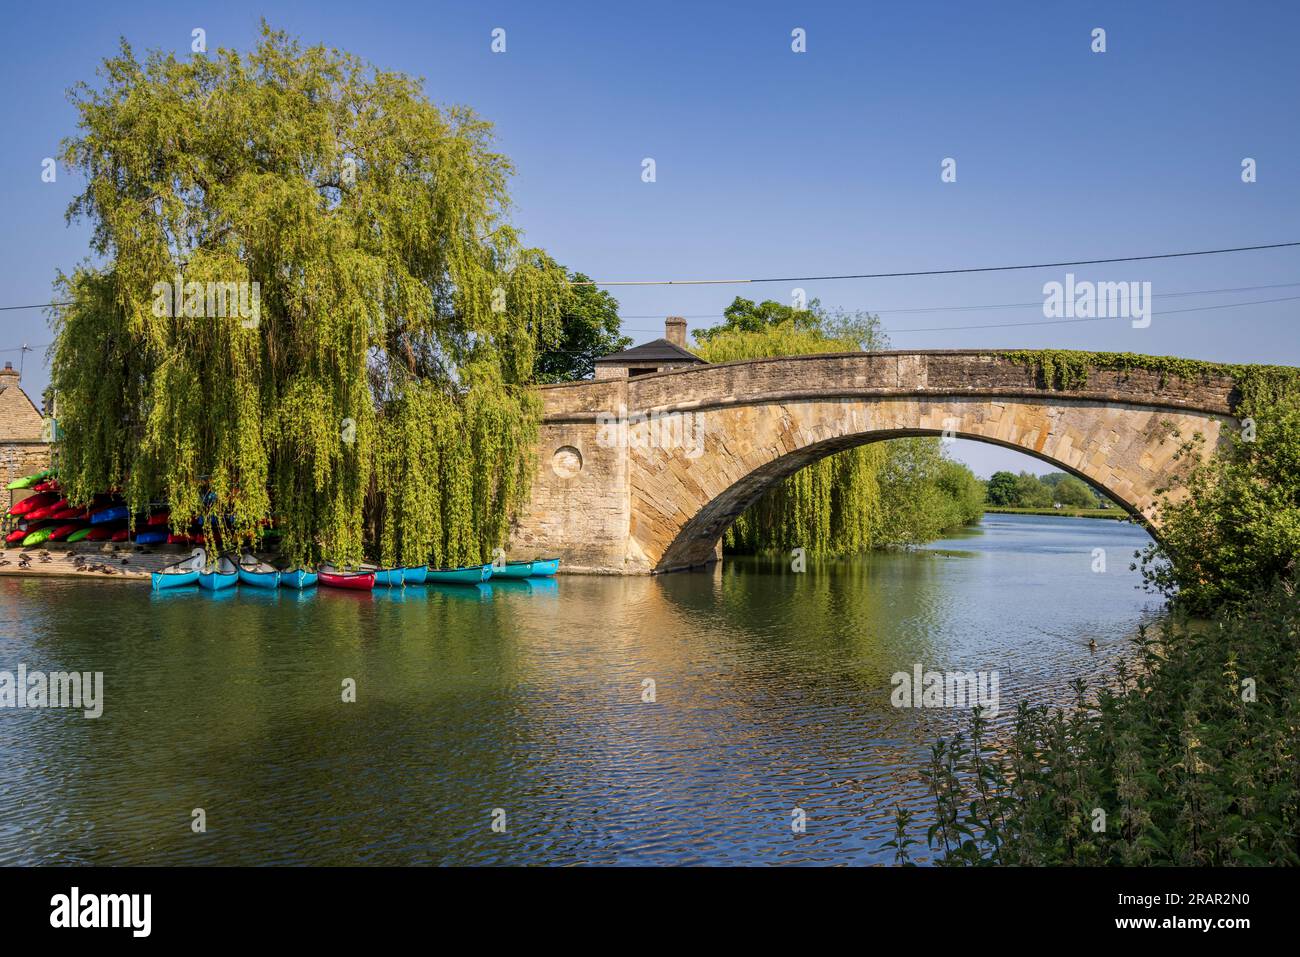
xmin=508 ymin=351 xmax=1238 ymax=574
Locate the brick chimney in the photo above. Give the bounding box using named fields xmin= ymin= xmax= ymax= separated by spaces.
xmin=0 ymin=361 xmax=17 ymax=392
xmin=664 ymin=316 xmax=687 ymax=348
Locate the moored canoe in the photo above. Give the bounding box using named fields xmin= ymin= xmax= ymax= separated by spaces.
xmin=361 ymin=565 xmax=403 ymax=587
xmin=493 ymin=561 xmax=534 ymax=579
xmin=198 ymin=555 xmax=239 ymax=590
xmin=279 ymin=569 xmax=318 ymax=589
xmin=528 ymin=558 xmax=560 ymax=577
xmin=426 ymin=564 xmax=493 ymax=585
xmin=318 ymin=570 xmax=375 ymax=590
xmin=237 ymin=555 xmax=280 ymax=589
xmin=402 ymin=566 xmax=428 ymax=585
xmin=152 ymin=549 xmax=205 ymax=591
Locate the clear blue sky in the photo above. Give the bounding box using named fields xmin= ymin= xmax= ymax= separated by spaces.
xmin=1 ymin=1 xmax=1297 ymax=477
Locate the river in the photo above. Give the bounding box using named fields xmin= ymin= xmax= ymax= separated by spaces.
xmin=0 ymin=513 xmax=1162 ymax=865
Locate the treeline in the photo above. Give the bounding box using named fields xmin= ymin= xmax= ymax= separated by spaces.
xmin=690 ymin=299 xmax=985 ymax=557
xmin=984 ymin=470 xmax=1114 ymax=509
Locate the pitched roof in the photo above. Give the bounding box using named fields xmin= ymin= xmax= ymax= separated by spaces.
xmin=594 ymin=338 xmax=706 ymax=365
xmin=0 ymin=372 xmax=44 ymax=442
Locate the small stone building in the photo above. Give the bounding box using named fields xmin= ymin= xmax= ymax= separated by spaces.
xmin=0 ymin=362 xmax=52 ymax=484
xmin=593 ymin=317 xmax=707 ymax=380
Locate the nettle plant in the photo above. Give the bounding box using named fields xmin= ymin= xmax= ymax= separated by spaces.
xmin=50 ymin=24 xmax=566 ymax=567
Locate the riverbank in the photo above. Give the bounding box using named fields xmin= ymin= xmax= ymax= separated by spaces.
xmin=0 ymin=543 xmax=281 ymax=582
xmin=983 ymin=506 xmax=1125 ymax=520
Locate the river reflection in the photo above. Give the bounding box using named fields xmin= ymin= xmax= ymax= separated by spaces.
xmin=0 ymin=514 xmax=1160 ymax=864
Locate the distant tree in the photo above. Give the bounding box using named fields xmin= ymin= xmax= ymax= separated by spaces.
xmin=1053 ymin=475 xmax=1096 ymax=508
xmin=985 ymin=471 xmax=1019 ymax=506
xmin=1013 ymin=472 xmax=1054 ymax=508
xmin=533 ymin=267 xmax=631 ymax=383
xmin=694 ymin=297 xmax=885 ymax=351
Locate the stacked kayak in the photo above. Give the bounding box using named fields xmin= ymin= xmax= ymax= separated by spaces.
xmin=5 ymin=469 xmax=54 ymax=491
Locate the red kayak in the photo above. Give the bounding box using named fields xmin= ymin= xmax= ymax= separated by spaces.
xmin=4 ymin=527 xmax=29 ymax=544
xmin=9 ymin=493 xmax=58 ymax=517
xmin=51 ymin=507 xmax=86 ymax=520
xmin=84 ymin=527 xmax=118 ymax=542
xmin=319 ymin=570 xmax=375 ymax=590
xmin=110 ymin=528 xmax=130 ymax=542
xmin=146 ymin=512 xmax=171 ymax=526
xmin=49 ymin=523 xmax=85 ymax=542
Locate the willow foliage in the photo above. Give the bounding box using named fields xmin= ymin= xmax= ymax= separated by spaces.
xmin=691 ymin=300 xmax=984 ymax=556
xmin=692 ymin=309 xmax=890 ymax=557
xmin=50 ymin=25 xmax=565 ymax=566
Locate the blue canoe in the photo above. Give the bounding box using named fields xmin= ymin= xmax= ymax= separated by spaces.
xmin=529 ymin=558 xmax=560 ymax=577
xmin=237 ymin=556 xmax=280 ymax=589
xmin=280 ymin=569 xmax=318 ymax=589
xmin=199 ymin=555 xmax=239 ymax=591
xmin=368 ymin=566 xmax=404 ymax=587
xmin=90 ymin=505 xmax=130 ymax=525
xmin=427 ymin=564 xmax=493 ymax=585
xmin=493 ymin=561 xmax=534 ymax=579
xmin=402 ymin=566 xmax=428 ymax=585
xmin=151 ymin=550 xmax=205 ymax=591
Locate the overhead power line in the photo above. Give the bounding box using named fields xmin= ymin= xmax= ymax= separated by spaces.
xmin=613 ymin=281 xmax=1300 ymax=328
xmin=569 ymin=241 xmax=1300 ymax=286
xmin=886 ymin=294 xmax=1300 ymax=334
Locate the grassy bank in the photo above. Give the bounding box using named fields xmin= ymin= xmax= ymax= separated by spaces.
xmin=983 ymin=506 xmax=1125 ymax=520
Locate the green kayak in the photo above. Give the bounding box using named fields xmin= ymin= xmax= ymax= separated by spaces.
xmin=426 ymin=564 xmax=493 ymax=585
xmin=6 ymin=469 xmax=54 ymax=491
xmin=65 ymin=527 xmax=94 ymax=543
xmin=22 ymin=526 xmax=55 ymax=547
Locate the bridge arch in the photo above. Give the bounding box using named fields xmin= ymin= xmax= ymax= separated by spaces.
xmin=509 ymin=351 xmax=1237 ymax=574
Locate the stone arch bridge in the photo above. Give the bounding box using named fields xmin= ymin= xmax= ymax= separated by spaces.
xmin=508 ymin=351 xmax=1239 ymax=574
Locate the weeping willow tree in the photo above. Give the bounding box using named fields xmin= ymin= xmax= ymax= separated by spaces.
xmin=49 ymin=24 xmax=565 ymax=567
xmin=691 ymin=299 xmax=890 ymax=556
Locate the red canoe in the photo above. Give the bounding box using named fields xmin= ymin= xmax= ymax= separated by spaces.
xmin=319 ymin=571 xmax=375 ymax=591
